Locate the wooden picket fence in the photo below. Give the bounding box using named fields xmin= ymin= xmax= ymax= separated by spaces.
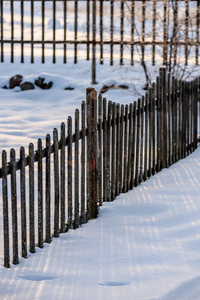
xmin=1 ymin=67 xmax=200 ymax=268
xmin=1 ymin=0 xmax=200 ymax=83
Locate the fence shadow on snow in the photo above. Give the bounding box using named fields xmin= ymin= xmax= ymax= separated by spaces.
xmin=1 ymin=67 xmax=200 ymax=268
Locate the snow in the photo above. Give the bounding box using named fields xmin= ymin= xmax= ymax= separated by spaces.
xmin=0 ymin=147 xmax=199 ymax=300
xmin=0 ymin=1 xmax=200 ymax=299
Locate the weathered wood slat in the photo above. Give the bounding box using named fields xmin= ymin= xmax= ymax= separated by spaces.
xmin=20 ymin=146 xmax=27 ymax=258
xmin=21 ymin=0 xmax=24 ymax=62
xmin=131 ymin=102 xmax=136 ymax=187
xmin=128 ymin=103 xmax=133 ymax=190
xmin=68 ymin=117 xmax=73 ymax=229
xmin=116 ymin=103 xmax=120 ymax=196
xmin=120 ymin=0 xmax=124 ymax=65
xmin=123 ymin=105 xmax=128 ymax=192
xmin=60 ymin=122 xmax=66 ymax=233
xmin=139 ymin=97 xmax=144 ymax=183
xmin=45 ymin=134 xmax=51 ymax=243
xmin=87 ymin=92 xmax=92 ymax=219
xmin=74 ymin=0 xmax=78 ymax=63
xmin=111 ymin=102 xmax=116 ymax=200
xmin=143 ymin=93 xmax=148 ymax=181
xmin=38 ymin=138 xmax=43 ymax=248
xmin=103 ymin=98 xmax=107 ymax=202
xmin=135 ymin=99 xmax=141 ymax=187
xmin=29 ymin=143 xmax=35 ymax=253
xmin=74 ymin=110 xmax=80 ymax=228
xmin=120 ymin=105 xmax=124 ymax=193
xmin=98 ymin=95 xmax=103 ymax=206
xmin=81 ymin=101 xmax=86 ymax=222
xmin=41 ymin=0 xmax=45 ymax=63
xmin=2 ymin=150 xmax=10 ymax=268
xmin=31 ymin=0 xmax=34 ymax=63
xmin=106 ymin=101 xmax=112 ymax=201
xmin=53 ymin=128 xmax=59 ymax=237
xmin=110 ymin=0 xmax=114 ymax=65
xmin=63 ymin=0 xmax=67 ymax=63
xmin=11 ymin=0 xmax=14 ymax=63
xmin=0 ymin=0 xmax=4 ymax=62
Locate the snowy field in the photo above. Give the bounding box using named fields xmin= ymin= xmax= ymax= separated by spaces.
xmin=0 ymin=146 xmax=199 ymax=300
xmin=0 ymin=1 xmax=200 ymax=299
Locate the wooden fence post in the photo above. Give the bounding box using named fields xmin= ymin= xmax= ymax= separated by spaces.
xmin=10 ymin=148 xmax=18 ymax=265
xmin=20 ymin=146 xmax=27 ymax=258
xmin=74 ymin=109 xmax=80 ymax=228
xmin=68 ymin=117 xmax=73 ymax=229
xmin=60 ymin=122 xmax=66 ymax=233
xmin=103 ymin=97 xmax=107 ymax=202
xmin=111 ymin=102 xmax=116 ymax=200
xmin=29 ymin=143 xmax=35 ymax=253
xmin=38 ymin=138 xmax=43 ymax=248
xmin=45 ymin=134 xmax=51 ymax=243
xmin=81 ymin=101 xmax=86 ymax=223
xmin=98 ymin=95 xmax=103 ymax=206
xmin=2 ymin=150 xmax=10 ymax=268
xmin=123 ymin=105 xmax=128 ymax=192
xmin=86 ymin=88 xmax=98 ymax=218
xmin=53 ymin=128 xmax=59 ymax=237
xmin=116 ymin=103 xmax=120 ymax=196
xmin=92 ymin=0 xmax=97 ymax=84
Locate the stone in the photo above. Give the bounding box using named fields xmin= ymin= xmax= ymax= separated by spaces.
xmin=9 ymin=74 xmax=23 ymax=89
xmin=20 ymin=82 xmax=35 ymax=91
xmin=65 ymin=87 xmax=74 ymax=90
xmin=35 ymin=77 xmax=53 ymax=89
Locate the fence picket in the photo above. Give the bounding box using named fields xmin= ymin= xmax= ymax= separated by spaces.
xmin=2 ymin=150 xmax=10 ymax=268
xmin=0 ymin=0 xmax=3 ymax=62
xmin=20 ymin=147 xmax=27 ymax=258
xmin=135 ymin=99 xmax=141 ymax=187
xmin=98 ymin=95 xmax=103 ymax=206
xmin=11 ymin=149 xmax=18 ymax=263
xmin=123 ymin=105 xmax=128 ymax=192
xmin=68 ymin=116 xmax=73 ymax=228
xmin=60 ymin=122 xmax=66 ymax=233
xmin=111 ymin=102 xmax=116 ymax=201
xmin=120 ymin=105 xmax=124 ymax=193
xmin=29 ymin=143 xmax=35 ymax=253
xmin=74 ymin=110 xmax=80 ymax=228
xmin=81 ymin=101 xmax=86 ymax=222
xmin=128 ymin=103 xmax=133 ymax=190
xmin=116 ymin=103 xmax=120 ymax=196
xmin=53 ymin=128 xmax=59 ymax=237
xmin=45 ymin=134 xmax=51 ymax=243
xmin=21 ymin=0 xmax=24 ymax=63
xmin=144 ymin=93 xmax=148 ymax=181
xmin=38 ymin=138 xmax=43 ymax=248
xmin=103 ymin=98 xmax=107 ymax=202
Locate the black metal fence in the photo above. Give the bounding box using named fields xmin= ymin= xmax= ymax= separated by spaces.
xmin=1 ymin=67 xmax=200 ymax=268
xmin=0 ymin=0 xmax=200 ymax=83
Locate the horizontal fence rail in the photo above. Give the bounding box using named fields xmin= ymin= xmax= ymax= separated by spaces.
xmin=1 ymin=67 xmax=200 ymax=268
xmin=0 ymin=0 xmax=200 ymax=82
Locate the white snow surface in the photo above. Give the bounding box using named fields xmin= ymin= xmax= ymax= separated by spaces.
xmin=0 ymin=146 xmax=199 ymax=300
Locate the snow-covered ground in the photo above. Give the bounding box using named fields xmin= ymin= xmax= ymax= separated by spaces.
xmin=0 ymin=2 xmax=200 ymax=299
xmin=0 ymin=145 xmax=199 ymax=300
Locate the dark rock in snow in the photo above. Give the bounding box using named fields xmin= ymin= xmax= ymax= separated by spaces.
xmin=65 ymin=87 xmax=74 ymax=90
xmin=20 ymin=82 xmax=35 ymax=91
xmin=35 ymin=77 xmax=53 ymax=89
xmin=100 ymin=84 xmax=114 ymax=94
xmin=100 ymin=83 xmax=128 ymax=94
xmin=9 ymin=74 xmax=23 ymax=89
